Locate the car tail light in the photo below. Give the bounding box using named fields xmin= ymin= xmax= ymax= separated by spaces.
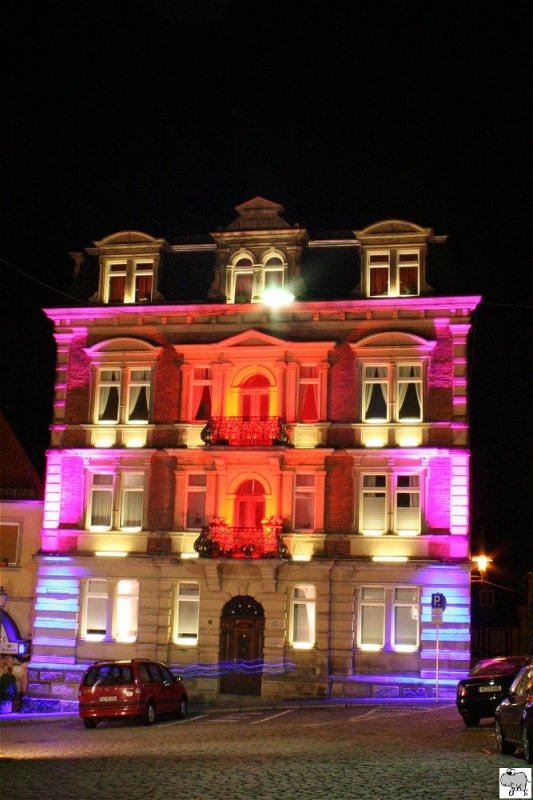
xmin=457 ymin=685 xmax=467 ymax=697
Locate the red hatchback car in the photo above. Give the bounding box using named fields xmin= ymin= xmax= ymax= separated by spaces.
xmin=78 ymin=659 xmax=187 ymax=729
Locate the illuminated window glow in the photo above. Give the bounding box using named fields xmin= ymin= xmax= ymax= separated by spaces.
xmin=290 ymin=585 xmax=316 ymax=648
xmin=174 ymin=582 xmax=200 ymax=645
xmin=358 ymin=585 xmax=420 ymax=651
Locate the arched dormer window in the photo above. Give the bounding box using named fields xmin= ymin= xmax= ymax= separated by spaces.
xmin=262 ymin=251 xmax=286 ymax=292
xmin=230 ymin=254 xmax=254 ymax=303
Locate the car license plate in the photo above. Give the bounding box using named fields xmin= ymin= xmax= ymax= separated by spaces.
xmin=100 ymin=696 xmax=118 ymax=702
xmin=478 ymin=685 xmax=501 ymax=693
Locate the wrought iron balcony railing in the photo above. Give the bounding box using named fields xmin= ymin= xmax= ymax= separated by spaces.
xmin=194 ymin=518 xmax=288 ymax=559
xmin=200 ymin=416 xmax=290 ymax=446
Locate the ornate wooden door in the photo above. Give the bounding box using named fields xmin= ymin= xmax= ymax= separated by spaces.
xmin=219 ymin=596 xmax=265 ymax=695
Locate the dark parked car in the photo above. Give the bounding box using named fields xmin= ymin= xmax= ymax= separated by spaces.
xmin=78 ymin=658 xmax=187 ymax=729
xmin=495 ymin=664 xmax=533 ymax=763
xmin=456 ymin=655 xmax=533 ymax=727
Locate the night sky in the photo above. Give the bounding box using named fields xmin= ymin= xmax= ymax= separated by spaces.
xmin=1 ymin=1 xmax=531 ymax=580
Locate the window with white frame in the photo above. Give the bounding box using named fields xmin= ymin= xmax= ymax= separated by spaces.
xmin=186 ymin=474 xmax=207 ymax=528
xmin=81 ymin=578 xmax=139 ymax=642
xmin=298 ymin=366 xmax=319 ymax=421
xmin=368 ymin=253 xmax=390 ymax=296
xmin=0 ymin=523 xmax=21 ymax=566
xmin=120 ymin=473 xmax=144 ymax=530
xmin=290 ymin=585 xmax=316 ymax=649
xmin=88 ymin=471 xmax=145 ymax=531
xmin=104 ymin=259 xmax=154 ymax=304
xmin=394 ymin=475 xmax=420 ymax=534
xmin=362 ymin=362 xmax=423 ymax=422
xmin=190 ymin=368 xmax=212 ymax=421
xmin=95 ymin=367 xmax=152 ymax=424
xmin=360 ymin=473 xmax=421 ymax=534
xmin=359 ymin=586 xmax=385 ymax=649
xmin=174 ymin=582 xmax=200 ymax=644
xmin=358 ymin=585 xmax=419 ymax=652
xmin=392 ymin=587 xmax=419 ymax=650
xmin=366 ymin=250 xmax=420 ymax=298
xmin=294 ymin=474 xmax=316 ymax=529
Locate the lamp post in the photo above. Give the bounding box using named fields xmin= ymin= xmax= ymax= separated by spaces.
xmin=0 ymin=586 xmax=7 ymax=654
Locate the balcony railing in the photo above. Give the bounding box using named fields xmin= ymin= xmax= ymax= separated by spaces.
xmin=200 ymin=416 xmax=290 ymax=446
xmin=194 ymin=517 xmax=288 ymax=559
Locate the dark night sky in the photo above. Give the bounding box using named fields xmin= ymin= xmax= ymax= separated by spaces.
xmin=1 ymin=1 xmax=531 ymax=580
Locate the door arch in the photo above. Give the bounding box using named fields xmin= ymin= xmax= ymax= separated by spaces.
xmin=219 ymin=595 xmax=264 ymax=695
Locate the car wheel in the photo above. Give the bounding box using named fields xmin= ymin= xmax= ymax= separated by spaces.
xmin=463 ymin=713 xmax=480 ymax=728
xmin=522 ymin=724 xmax=533 ymax=764
xmin=142 ymin=701 xmax=156 ymax=726
xmin=83 ymin=718 xmax=97 ymax=730
xmin=176 ymin=697 xmax=187 ymax=720
xmin=495 ymin=718 xmax=515 ymax=755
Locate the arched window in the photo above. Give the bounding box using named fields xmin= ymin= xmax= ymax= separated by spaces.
xmin=240 ymin=374 xmax=270 ymax=418
xmin=234 ymin=479 xmax=265 ymax=528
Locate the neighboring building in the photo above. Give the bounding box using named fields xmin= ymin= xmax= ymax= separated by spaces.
xmin=0 ymin=411 xmax=43 ymax=702
xmin=26 ymin=198 xmax=480 ymax=711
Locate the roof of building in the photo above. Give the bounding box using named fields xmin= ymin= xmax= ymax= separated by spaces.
xmin=0 ymin=411 xmax=43 ymax=500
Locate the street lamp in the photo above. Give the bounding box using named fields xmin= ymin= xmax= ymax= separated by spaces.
xmin=471 ymin=555 xmax=493 ymax=583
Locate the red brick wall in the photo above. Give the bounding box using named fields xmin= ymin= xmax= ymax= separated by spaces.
xmin=64 ymin=337 xmax=91 ymax=424
xmin=147 ymin=453 xmax=175 ymax=530
xmin=325 ymin=454 xmax=354 ymax=532
xmin=329 ymin=343 xmax=357 ymax=421
xmin=59 ymin=455 xmax=84 ymax=525
xmin=153 ymin=346 xmax=180 ymax=423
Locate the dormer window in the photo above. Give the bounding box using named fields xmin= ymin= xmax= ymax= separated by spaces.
xmin=367 ymin=250 xmax=420 ymax=297
xmin=103 ymin=259 xmax=154 ymax=303
xmin=227 ymin=249 xmax=288 ymax=303
xmin=233 ymin=257 xmax=254 ymax=303
xmin=264 ymin=256 xmax=284 ymax=290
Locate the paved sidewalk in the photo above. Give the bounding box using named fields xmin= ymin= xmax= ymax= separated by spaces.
xmin=0 ymin=694 xmax=453 ymax=725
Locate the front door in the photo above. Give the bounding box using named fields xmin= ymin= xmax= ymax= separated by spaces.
xmin=219 ymin=596 xmax=265 ymax=695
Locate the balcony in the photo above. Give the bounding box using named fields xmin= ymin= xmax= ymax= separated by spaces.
xmin=194 ymin=517 xmax=288 ymax=559
xmin=200 ymin=416 xmax=290 ymax=446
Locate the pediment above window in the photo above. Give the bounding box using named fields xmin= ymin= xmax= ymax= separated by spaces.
xmin=84 ymin=337 xmax=160 ymax=356
xmin=214 ymin=330 xmax=290 ymax=348
xmin=350 ymin=331 xmax=435 ymax=355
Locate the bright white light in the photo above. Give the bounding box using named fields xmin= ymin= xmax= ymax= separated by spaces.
xmin=372 ymin=555 xmax=408 ymax=562
xmin=292 ymin=642 xmax=314 ymax=650
xmin=359 ymin=643 xmax=382 ymax=652
xmin=262 ymin=288 xmax=295 ymax=307
xmin=181 ymin=552 xmax=199 ymax=559
xmin=472 ymin=555 xmax=492 ymax=571
xmin=365 ymin=436 xmax=386 ymax=448
xmin=95 ymin=551 xmax=128 ymax=557
xmin=292 ymin=554 xmax=312 ymax=561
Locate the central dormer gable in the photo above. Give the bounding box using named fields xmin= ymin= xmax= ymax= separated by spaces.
xmin=208 ymin=197 xmax=307 ymax=303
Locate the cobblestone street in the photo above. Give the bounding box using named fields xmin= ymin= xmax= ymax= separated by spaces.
xmin=1 ymin=703 xmax=523 ymax=799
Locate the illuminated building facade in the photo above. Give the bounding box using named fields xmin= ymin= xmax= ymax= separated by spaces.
xmin=27 ymin=198 xmax=480 ymax=709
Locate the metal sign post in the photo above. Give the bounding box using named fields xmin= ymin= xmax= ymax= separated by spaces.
xmin=431 ymin=593 xmax=447 ymax=703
